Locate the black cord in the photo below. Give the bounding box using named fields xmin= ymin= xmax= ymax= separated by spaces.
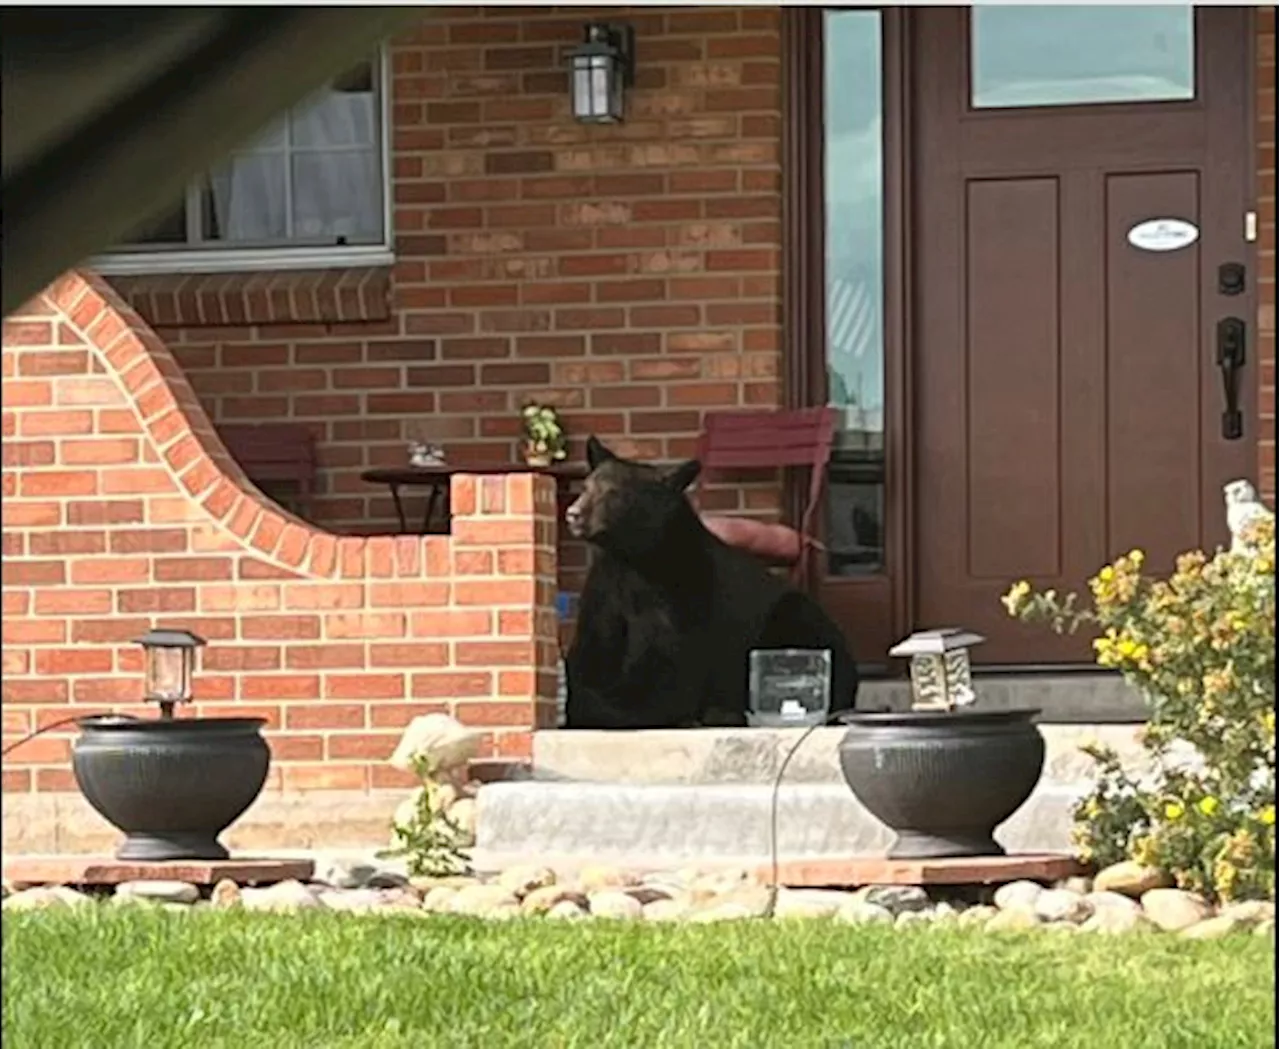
xmin=764 ymin=709 xmax=854 ymax=918
xmin=1 ymin=712 xmax=142 ymax=758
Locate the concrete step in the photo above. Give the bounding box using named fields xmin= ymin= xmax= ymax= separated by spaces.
xmin=531 ymin=723 xmax=1150 ymax=787
xmin=549 ymin=671 xmax=1145 ymax=731
xmin=843 ymin=673 xmax=1144 ymax=721
xmin=474 ymin=779 xmax=1082 ymax=866
xmin=480 ymin=703 xmax=1154 ymax=867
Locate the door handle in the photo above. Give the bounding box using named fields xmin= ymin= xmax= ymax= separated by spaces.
xmin=1216 ymin=317 xmax=1246 ymax=441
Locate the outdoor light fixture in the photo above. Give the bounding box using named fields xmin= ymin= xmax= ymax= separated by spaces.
xmin=135 ymin=627 xmax=206 ymax=718
xmin=888 ymin=628 xmax=985 ymax=712
xmin=569 ymin=23 xmax=635 ymax=124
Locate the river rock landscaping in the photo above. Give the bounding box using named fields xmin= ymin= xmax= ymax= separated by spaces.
xmin=3 ymin=856 xmax=1275 ymax=940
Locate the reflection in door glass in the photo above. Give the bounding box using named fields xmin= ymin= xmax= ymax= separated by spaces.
xmin=971 ymin=6 xmax=1194 ymax=109
xmin=824 ymin=10 xmax=884 ymax=577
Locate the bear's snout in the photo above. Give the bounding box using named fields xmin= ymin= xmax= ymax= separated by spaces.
xmin=565 ymin=500 xmax=585 ymax=537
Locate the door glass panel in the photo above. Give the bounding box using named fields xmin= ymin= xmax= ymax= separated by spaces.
xmin=971 ymin=6 xmax=1195 ymax=109
xmin=824 ymin=10 xmax=885 ymax=577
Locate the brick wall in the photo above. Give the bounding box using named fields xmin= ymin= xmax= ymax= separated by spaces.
xmin=1 ymin=272 xmax=559 ymax=797
xmin=131 ymin=6 xmax=785 ymax=566
xmin=1257 ymin=6 xmax=1277 ymax=505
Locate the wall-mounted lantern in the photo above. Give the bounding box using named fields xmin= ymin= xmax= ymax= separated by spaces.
xmin=569 ymin=23 xmax=635 ymax=124
xmin=135 ymin=628 xmax=206 ymax=718
xmin=888 ymin=628 xmax=984 ymax=712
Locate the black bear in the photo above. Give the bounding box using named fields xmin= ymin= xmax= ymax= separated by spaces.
xmin=563 ymin=436 xmax=859 ymax=729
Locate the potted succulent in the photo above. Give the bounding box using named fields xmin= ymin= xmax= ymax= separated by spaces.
xmin=521 ymin=404 xmax=568 ymax=468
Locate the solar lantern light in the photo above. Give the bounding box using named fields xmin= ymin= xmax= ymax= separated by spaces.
xmin=888 ymin=629 xmax=985 ymax=712
xmin=135 ymin=628 xmax=206 ymax=719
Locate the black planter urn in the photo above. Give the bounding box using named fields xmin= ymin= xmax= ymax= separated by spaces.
xmin=837 ymin=708 xmax=1045 ymax=860
xmin=72 ymin=716 xmax=271 ymax=861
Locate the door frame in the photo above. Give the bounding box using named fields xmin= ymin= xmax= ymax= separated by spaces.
xmin=780 ymin=6 xmax=1260 ymax=674
xmin=782 ymin=6 xmax=914 ymax=673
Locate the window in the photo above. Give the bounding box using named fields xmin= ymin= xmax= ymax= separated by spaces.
xmin=971 ymin=6 xmax=1195 ymax=110
xmin=94 ymin=54 xmax=390 ymax=274
xmin=824 ymin=10 xmax=885 ymax=577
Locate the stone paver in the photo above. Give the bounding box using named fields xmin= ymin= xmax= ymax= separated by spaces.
xmin=4 ymin=855 xmax=315 ymax=888
xmin=753 ymin=853 xmax=1085 ymax=888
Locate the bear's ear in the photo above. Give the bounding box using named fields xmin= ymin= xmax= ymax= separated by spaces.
xmin=585 ymin=435 xmax=616 ymax=471
xmin=666 ymin=458 xmax=702 ymax=491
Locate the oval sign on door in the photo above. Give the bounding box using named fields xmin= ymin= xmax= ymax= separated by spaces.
xmin=1127 ymin=217 xmax=1200 ymax=253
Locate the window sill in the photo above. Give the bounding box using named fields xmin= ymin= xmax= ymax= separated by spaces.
xmin=98 ymin=262 xmax=393 ymax=328
xmin=90 ymin=246 xmax=394 ymax=277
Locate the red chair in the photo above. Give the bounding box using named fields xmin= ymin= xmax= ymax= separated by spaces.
xmin=218 ymin=423 xmax=317 ymax=516
xmin=693 ymin=407 xmax=838 ymax=587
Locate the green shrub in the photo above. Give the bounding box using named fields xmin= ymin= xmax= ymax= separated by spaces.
xmin=378 ymin=754 xmax=473 ymax=878
xmin=1003 ymin=516 xmax=1276 ymax=901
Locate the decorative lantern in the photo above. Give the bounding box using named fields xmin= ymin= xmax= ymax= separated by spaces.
xmin=568 ymin=23 xmax=635 ymax=124
xmin=888 ymin=629 xmax=984 ymax=712
xmin=134 ymin=628 xmax=206 ymax=718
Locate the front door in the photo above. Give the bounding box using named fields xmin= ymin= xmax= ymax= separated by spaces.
xmin=912 ymin=7 xmax=1256 ymax=665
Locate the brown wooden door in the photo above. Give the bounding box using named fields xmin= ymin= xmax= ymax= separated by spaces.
xmin=912 ymin=7 xmax=1256 ymax=666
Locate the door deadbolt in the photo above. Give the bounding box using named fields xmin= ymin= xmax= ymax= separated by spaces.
xmin=1218 ymin=262 xmax=1246 ymax=297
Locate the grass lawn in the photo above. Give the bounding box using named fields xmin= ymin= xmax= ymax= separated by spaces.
xmin=3 ymin=907 xmax=1273 ymax=1049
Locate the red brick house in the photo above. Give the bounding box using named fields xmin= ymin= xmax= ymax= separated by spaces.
xmin=2 ymin=7 xmax=1275 ymax=850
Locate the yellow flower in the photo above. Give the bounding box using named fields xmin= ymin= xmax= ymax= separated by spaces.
xmin=1164 ymin=802 xmax=1185 ymax=821
xmin=1092 ymin=636 xmax=1117 ymax=667
xmin=1197 ymin=796 xmax=1219 ymax=817
xmin=1214 ymin=860 xmax=1238 ymax=899
xmin=1001 ymin=580 xmax=1033 ymax=616
xmin=1260 ymin=805 xmax=1276 ymax=827
xmin=1128 ymin=549 xmax=1145 ymax=566
xmin=1097 ymin=566 xmax=1114 ymax=583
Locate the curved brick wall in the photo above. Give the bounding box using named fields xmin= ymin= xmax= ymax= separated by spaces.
xmin=2 ymin=271 xmax=558 ymax=802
